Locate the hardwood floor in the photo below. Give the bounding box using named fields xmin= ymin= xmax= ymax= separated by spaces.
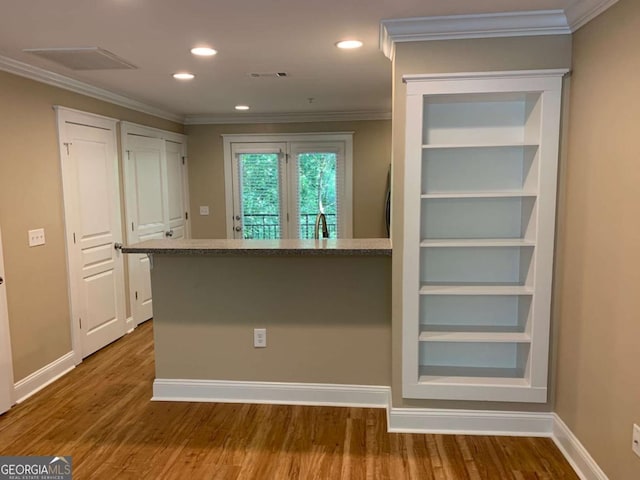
xmin=0 ymin=321 xmax=578 ymax=479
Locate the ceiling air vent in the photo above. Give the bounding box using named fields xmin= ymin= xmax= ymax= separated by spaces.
xmin=23 ymin=47 xmax=137 ymax=71
xmin=249 ymin=72 xmax=288 ymax=78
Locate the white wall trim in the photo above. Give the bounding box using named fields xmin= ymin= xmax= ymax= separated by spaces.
xmin=120 ymin=121 xmax=186 ymax=143
xmin=184 ymin=110 xmax=391 ymax=125
xmin=0 ymin=54 xmax=183 ymax=124
xmin=13 ymin=352 xmax=75 ymax=404
xmin=153 ymin=379 xmax=390 ymax=408
xmin=388 ymin=407 xmax=553 ymax=436
xmin=552 ymin=414 xmax=609 ymax=480
xmin=379 ymin=10 xmax=571 ymax=60
xmin=565 ymin=0 xmax=620 ymax=32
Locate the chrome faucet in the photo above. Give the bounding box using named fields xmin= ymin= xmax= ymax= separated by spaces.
xmin=314 ymin=213 xmax=329 ymax=239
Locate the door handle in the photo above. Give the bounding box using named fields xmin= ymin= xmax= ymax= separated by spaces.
xmin=0 ymin=276 xmax=3 ymax=286
xmin=234 ymin=226 xmax=242 ymax=232
xmin=165 ymin=230 xmax=173 ymax=238
xmin=114 ymin=242 xmax=123 ymax=251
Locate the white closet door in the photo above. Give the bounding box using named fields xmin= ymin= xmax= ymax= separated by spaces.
xmin=60 ymin=117 xmax=126 ymax=359
xmin=124 ymin=128 xmax=190 ymax=326
xmin=0 ymin=227 xmax=14 ymax=414
xmin=165 ymin=140 xmax=188 ymax=240
xmin=125 ymin=135 xmax=166 ymax=325
xmin=127 ymin=135 xmax=168 ymax=242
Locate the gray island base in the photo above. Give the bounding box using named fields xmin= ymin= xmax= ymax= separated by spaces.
xmin=122 ymin=239 xmax=392 ymax=402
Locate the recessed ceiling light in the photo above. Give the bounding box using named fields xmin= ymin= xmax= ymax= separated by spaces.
xmin=191 ymin=47 xmax=217 ymax=57
xmin=235 ymin=105 xmax=250 ymax=111
xmin=173 ymin=72 xmax=194 ymax=80
xmin=336 ymin=40 xmax=363 ymax=49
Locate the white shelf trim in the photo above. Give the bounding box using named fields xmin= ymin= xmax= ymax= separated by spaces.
xmin=419 ymin=331 xmax=531 ymax=343
xmin=421 ymin=239 xmax=535 ymax=247
xmin=422 ymin=143 xmax=539 ymax=149
xmin=403 ymin=69 xmax=569 ymax=83
xmin=421 ymin=192 xmax=537 ymax=199
xmin=419 ymin=375 xmax=529 ymax=387
xmin=420 ymin=285 xmax=534 ymax=295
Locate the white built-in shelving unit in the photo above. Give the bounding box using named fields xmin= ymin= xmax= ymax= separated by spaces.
xmin=402 ymin=70 xmax=567 ymax=403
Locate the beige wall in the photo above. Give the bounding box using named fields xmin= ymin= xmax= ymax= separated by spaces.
xmin=554 ymin=1 xmax=640 ymax=478
xmin=0 ymin=70 xmax=182 ymax=381
xmin=185 ymin=120 xmax=391 ymax=239
xmin=152 ymin=255 xmax=391 ymax=386
xmin=391 ymin=35 xmax=572 ymax=409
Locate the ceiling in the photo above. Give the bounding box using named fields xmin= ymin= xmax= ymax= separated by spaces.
xmin=0 ymin=1 xmax=590 ymax=122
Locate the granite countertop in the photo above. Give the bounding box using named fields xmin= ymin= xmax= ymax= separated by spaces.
xmin=121 ymin=238 xmax=392 ymax=256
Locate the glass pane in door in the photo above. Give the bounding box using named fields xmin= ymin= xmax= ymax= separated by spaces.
xmin=238 ymin=153 xmax=282 ymax=239
xmin=297 ymin=152 xmax=337 ymax=239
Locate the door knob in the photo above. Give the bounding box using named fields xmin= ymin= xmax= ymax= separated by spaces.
xmin=235 ymin=215 xmax=241 ymax=221
xmin=165 ymin=230 xmax=173 ymax=238
xmin=0 ymin=276 xmax=3 ymax=286
xmin=114 ymin=242 xmax=123 ymax=251
xmin=234 ymin=226 xmax=242 ymax=232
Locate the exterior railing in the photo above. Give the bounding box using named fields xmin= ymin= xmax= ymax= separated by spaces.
xmin=242 ymin=213 xmax=337 ymax=239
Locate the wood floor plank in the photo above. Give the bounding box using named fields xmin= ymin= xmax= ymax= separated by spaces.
xmin=0 ymin=321 xmax=580 ymax=479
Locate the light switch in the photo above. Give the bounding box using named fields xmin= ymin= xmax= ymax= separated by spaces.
xmin=28 ymin=228 xmax=45 ymax=247
xmin=199 ymin=206 xmax=210 ymax=215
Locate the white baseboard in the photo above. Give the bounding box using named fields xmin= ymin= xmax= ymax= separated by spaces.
xmin=388 ymin=407 xmax=553 ymax=437
xmin=153 ymin=379 xmax=390 ymax=408
xmin=13 ymin=351 xmax=75 ymax=404
xmin=552 ymin=414 xmax=609 ymax=480
xmin=153 ymin=378 xmax=609 ymax=479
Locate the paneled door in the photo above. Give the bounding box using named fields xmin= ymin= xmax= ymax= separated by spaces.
xmin=0 ymin=227 xmax=14 ymax=414
xmin=57 ymin=108 xmax=126 ymax=360
xmin=125 ymin=135 xmax=166 ymax=324
xmin=122 ymin=123 xmax=189 ymax=325
xmin=164 ymin=140 xmax=189 ymax=240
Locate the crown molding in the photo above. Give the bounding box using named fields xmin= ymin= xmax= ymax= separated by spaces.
xmin=380 ymin=10 xmax=571 ymax=60
xmin=565 ymin=0 xmax=619 ymax=31
xmin=0 ymin=54 xmax=184 ymax=124
xmin=184 ymin=110 xmax=391 ymax=125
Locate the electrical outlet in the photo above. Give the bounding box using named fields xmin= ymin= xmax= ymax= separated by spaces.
xmin=633 ymin=424 xmax=640 ymax=458
xmin=28 ymin=228 xmax=45 ymax=247
xmin=254 ymin=328 xmax=266 ymax=348
xmin=199 ymin=205 xmax=210 ymax=215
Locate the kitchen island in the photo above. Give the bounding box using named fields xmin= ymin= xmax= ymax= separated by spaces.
xmin=122 ymin=238 xmax=392 ymax=403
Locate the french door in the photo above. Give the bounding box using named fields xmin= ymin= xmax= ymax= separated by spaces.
xmin=230 ymin=140 xmax=349 ymax=239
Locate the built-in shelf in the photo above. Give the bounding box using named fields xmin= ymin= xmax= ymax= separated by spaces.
xmin=422 ymin=143 xmax=539 ymax=150
xmin=421 ymin=324 xmax=525 ymax=333
xmin=421 ymin=192 xmax=537 ymax=199
xmin=419 ymin=331 xmax=531 ymax=343
xmin=419 ymin=284 xmax=534 ymax=296
xmin=420 ymin=239 xmax=535 ymax=247
xmin=419 ymin=365 xmax=527 ymax=381
xmin=403 ymin=69 xmax=566 ymax=403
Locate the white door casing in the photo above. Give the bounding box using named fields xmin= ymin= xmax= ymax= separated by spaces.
xmin=0 ymin=227 xmax=14 ymax=414
xmin=56 ymin=107 xmax=127 ymax=362
xmin=121 ymin=123 xmax=189 ymax=326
